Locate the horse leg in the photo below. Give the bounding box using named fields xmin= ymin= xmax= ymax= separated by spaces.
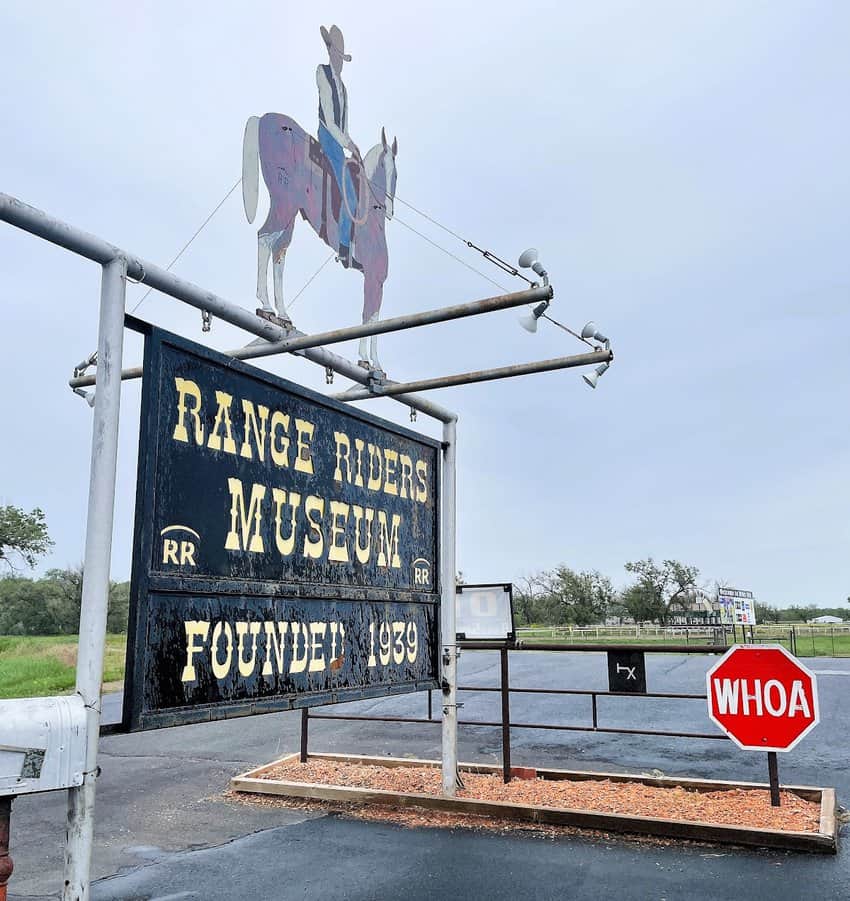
xmin=273 ymin=248 xmax=287 ymax=317
xmin=357 ymin=317 xmax=375 ymax=366
xmin=271 ymin=227 xmax=295 ymax=321
xmin=256 ymin=234 xmax=273 ymax=311
xmin=360 ymin=275 xmax=385 ymax=369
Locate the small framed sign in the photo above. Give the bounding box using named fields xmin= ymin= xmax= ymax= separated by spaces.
xmin=456 ymin=583 xmax=514 ymax=642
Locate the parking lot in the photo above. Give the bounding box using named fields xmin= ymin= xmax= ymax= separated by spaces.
xmin=9 ymin=651 xmax=849 ymax=900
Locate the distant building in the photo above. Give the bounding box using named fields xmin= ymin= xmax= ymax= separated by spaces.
xmin=809 ymin=615 xmax=844 ymax=624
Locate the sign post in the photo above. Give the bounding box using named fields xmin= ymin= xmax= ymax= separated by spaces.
xmin=706 ymin=645 xmax=819 ymax=806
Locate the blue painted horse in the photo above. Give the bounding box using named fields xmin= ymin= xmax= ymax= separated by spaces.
xmin=242 ymin=114 xmax=398 ymax=368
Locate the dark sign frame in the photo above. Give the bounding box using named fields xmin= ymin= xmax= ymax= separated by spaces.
xmin=122 ymin=320 xmax=440 ymax=730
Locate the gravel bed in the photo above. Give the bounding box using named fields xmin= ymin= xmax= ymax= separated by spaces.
xmin=258 ymin=759 xmax=821 ymax=834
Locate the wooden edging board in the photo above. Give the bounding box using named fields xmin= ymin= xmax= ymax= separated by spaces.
xmin=231 ymin=752 xmax=838 ymax=854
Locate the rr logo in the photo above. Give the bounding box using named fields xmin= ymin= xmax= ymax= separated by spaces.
xmin=412 ymin=558 xmax=431 ymax=587
xmin=160 ymin=525 xmax=200 ymax=567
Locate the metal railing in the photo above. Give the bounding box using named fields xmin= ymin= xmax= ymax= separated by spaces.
xmin=515 ymin=624 xmax=850 ymax=657
xmin=302 ymin=643 xmax=730 ymax=783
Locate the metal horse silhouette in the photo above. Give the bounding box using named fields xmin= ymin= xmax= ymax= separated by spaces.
xmin=242 ymin=25 xmax=398 ymax=369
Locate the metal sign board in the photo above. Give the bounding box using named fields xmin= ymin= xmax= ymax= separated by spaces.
xmin=123 ymin=324 xmax=440 ymax=730
xmin=455 ymin=584 xmax=514 ymax=641
xmin=717 ymin=587 xmax=757 ymax=626
xmin=706 ymin=645 xmax=819 ymax=752
xmin=607 ymin=651 xmax=647 ymax=694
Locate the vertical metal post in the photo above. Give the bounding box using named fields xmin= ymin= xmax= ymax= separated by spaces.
xmin=500 ymin=647 xmax=511 ymax=783
xmin=63 ymin=256 xmax=126 ymax=901
xmin=427 ymin=689 xmax=433 ymax=721
xmin=591 ymin=693 xmax=598 ymax=729
xmin=300 ymin=708 xmax=309 ymax=763
xmin=768 ymin=752 xmax=781 ymax=807
xmin=440 ymin=418 xmax=458 ymax=796
xmin=0 ymin=798 xmax=12 ymax=901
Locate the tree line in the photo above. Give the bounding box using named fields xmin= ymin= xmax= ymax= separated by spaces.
xmin=0 ymin=567 xmax=130 ymax=635
xmin=512 ymin=558 xmax=848 ymax=626
xmin=2 ymin=504 xmax=846 ymax=634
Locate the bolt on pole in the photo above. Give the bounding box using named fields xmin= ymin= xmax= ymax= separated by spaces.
xmin=63 ymin=257 xmax=127 ymax=901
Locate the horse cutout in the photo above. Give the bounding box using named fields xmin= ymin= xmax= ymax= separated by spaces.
xmin=242 ymin=115 xmax=398 ymax=369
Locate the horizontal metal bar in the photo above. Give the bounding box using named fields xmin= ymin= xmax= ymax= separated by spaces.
xmin=0 ymin=193 xmax=456 ymax=423
xmin=457 ymin=686 xmax=707 ymax=700
xmin=68 ymin=285 xmax=552 ymax=389
xmin=310 ymin=713 xmax=436 ymax=725
xmin=307 ymin=712 xmax=728 ymax=741
xmin=331 ymin=349 xmax=614 ymax=401
xmin=459 ymin=641 xmax=729 ymax=654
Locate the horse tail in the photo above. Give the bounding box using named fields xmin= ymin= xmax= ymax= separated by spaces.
xmin=242 ymin=116 xmax=260 ymax=223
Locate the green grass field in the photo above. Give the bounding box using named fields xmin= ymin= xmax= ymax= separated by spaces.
xmin=0 ymin=635 xmax=126 ymax=699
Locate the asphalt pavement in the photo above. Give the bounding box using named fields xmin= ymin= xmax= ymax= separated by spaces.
xmin=8 ymin=651 xmax=850 ymax=900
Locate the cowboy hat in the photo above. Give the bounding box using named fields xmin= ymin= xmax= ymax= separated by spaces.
xmin=320 ymin=25 xmax=352 ymax=61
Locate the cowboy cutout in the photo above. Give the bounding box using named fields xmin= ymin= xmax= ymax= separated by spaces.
xmin=243 ymin=24 xmax=399 ymax=368
xmin=317 ymin=25 xmax=359 ymax=268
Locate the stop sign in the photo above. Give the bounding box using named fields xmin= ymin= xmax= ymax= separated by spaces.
xmin=706 ymin=645 xmax=819 ymax=752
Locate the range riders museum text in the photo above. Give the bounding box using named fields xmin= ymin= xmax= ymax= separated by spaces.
xmin=123 ymin=324 xmax=440 ymax=731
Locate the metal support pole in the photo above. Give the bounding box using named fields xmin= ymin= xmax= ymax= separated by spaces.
xmin=300 ymin=709 xmax=309 ymax=763
xmin=0 ymin=195 xmax=455 ymax=425
xmin=63 ymin=257 xmax=127 ymax=901
xmin=440 ymin=418 xmax=458 ymax=796
xmin=0 ymin=798 xmax=12 ymax=901
xmin=500 ymin=647 xmax=511 ymax=784
xmin=768 ymin=751 xmax=781 ymax=807
xmin=332 ymin=349 xmax=613 ymax=402
xmin=69 ymin=287 xmax=552 ymax=389
xmin=427 ymin=689 xmax=433 ymax=721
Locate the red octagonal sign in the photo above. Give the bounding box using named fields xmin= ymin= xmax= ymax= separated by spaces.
xmin=706 ymin=645 xmax=819 ymax=752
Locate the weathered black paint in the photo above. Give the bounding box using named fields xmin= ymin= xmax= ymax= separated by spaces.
xmin=606 ymin=650 xmax=647 ymax=694
xmin=123 ymin=323 xmax=440 ymax=731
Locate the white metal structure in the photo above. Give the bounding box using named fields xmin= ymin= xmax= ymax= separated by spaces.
xmin=0 ymin=191 xmax=612 ymax=899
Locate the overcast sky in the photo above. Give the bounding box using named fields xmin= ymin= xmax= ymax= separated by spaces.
xmin=1 ymin=1 xmax=848 ymax=605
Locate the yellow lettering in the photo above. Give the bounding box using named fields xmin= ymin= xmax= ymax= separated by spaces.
xmin=173 ymin=378 xmax=204 ymax=444
xmin=207 ymin=390 xmax=237 ymax=454
xmin=261 ymin=621 xmax=289 ymax=676
xmin=162 ymin=538 xmax=179 ymax=565
xmin=353 ymin=438 xmax=365 ymax=487
xmin=294 ymin=419 xmax=315 ymax=474
xmin=270 ymin=411 xmax=291 ymax=467
xmin=367 ymin=443 xmax=382 ymax=490
xmin=240 ymin=400 xmax=269 ymax=461
xmin=211 ymin=621 xmax=233 ymax=679
xmin=302 ymin=495 xmax=325 ymax=559
xmin=272 ymin=488 xmax=301 ymax=556
xmin=309 ymin=622 xmax=328 ymax=672
xmin=289 ymin=622 xmax=309 ymax=673
xmin=377 ymin=511 xmax=402 ymax=569
xmin=415 ymin=460 xmax=428 ymax=503
xmin=224 ymin=478 xmax=266 ymax=552
xmin=383 ymin=449 xmax=399 ymax=496
xmin=333 ymin=431 xmax=352 ymax=484
xmin=327 ymin=501 xmax=350 ymax=562
xmin=352 ymin=505 xmax=374 ymax=564
xmin=235 ymin=621 xmax=262 ymax=677
xmin=180 ymin=620 xmax=210 ymax=682
xmin=399 ymin=454 xmax=414 ymax=500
